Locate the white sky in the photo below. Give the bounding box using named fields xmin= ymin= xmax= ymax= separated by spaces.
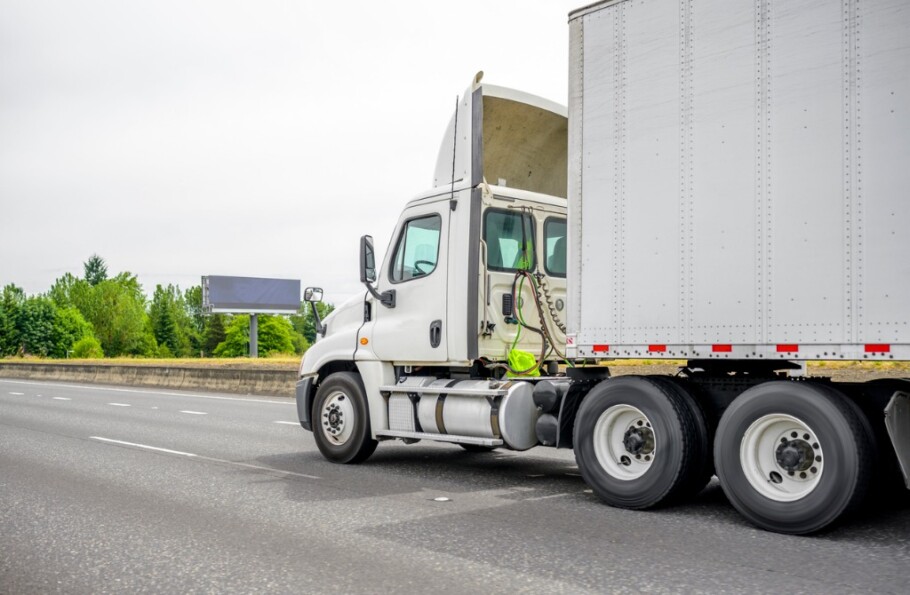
xmin=0 ymin=0 xmax=581 ymax=305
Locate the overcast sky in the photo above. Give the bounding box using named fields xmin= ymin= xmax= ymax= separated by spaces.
xmin=1 ymin=0 xmax=581 ymax=305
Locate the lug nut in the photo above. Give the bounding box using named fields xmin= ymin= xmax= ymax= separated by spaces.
xmin=644 ymin=455 xmax=651 ymax=461
xmin=791 ymin=431 xmax=798 ymax=438
xmin=800 ymin=472 xmax=807 ymax=479
xmin=781 ymin=437 xmax=788 ymax=444
xmin=816 ymin=456 xmax=822 ymax=462
xmin=637 ymin=420 xmax=643 ymax=426
xmin=788 ymin=471 xmax=795 ymax=476
xmin=813 ymin=443 xmax=819 ymax=449
xmin=810 ymin=466 xmax=818 ymax=473
xmin=803 ymin=433 xmax=810 ymax=440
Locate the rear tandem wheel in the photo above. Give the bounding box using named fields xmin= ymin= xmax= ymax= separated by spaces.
xmin=573 ymin=376 xmax=709 ymax=510
xmin=714 ymin=381 xmax=874 ymax=534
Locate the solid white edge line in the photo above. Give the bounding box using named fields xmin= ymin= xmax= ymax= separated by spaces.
xmin=0 ymin=379 xmax=293 ymax=405
xmin=90 ymin=436 xmax=197 ymax=457
xmin=89 ymin=436 xmax=320 ymax=480
xmin=179 ymin=410 xmax=208 ymax=415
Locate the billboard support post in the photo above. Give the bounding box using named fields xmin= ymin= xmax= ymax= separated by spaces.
xmin=250 ymin=314 xmax=258 ymax=358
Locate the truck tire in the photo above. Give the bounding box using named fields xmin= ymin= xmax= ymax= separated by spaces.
xmin=649 ymin=377 xmax=713 ymax=501
xmin=714 ymin=381 xmax=873 ymax=534
xmin=573 ymin=376 xmax=703 ymax=509
xmin=312 ymin=372 xmax=377 ymax=464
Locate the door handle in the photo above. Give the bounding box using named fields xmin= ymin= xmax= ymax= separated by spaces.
xmin=429 ymin=320 xmax=442 ymax=348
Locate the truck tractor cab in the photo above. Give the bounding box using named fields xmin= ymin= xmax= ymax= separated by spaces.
xmin=296 ymin=73 xmax=570 ymax=462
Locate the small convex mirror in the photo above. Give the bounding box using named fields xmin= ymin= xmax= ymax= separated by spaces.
xmin=303 ymin=287 xmax=323 ymax=303
xmin=360 ymin=235 xmax=377 ymax=284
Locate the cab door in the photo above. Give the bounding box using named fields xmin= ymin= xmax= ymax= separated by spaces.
xmin=370 ymin=202 xmax=449 ymax=362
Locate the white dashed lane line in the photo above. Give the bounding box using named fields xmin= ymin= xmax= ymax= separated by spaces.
xmin=91 ymin=436 xmax=196 ymax=457
xmin=8 ymin=392 xmax=24 ymax=395
xmin=89 ymin=436 xmax=320 ymax=480
xmin=273 ymin=421 xmax=299 ymax=426
xmin=108 ymin=403 xmax=131 ymax=407
xmin=53 ymin=397 xmax=72 ymax=401
xmin=179 ymin=410 xmax=208 ymax=415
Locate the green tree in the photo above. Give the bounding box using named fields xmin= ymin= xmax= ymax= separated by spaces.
xmin=202 ymin=313 xmax=226 ymax=357
xmin=16 ymin=296 xmax=57 ymax=356
xmin=149 ymin=284 xmax=180 ymax=356
xmin=83 ymin=254 xmax=108 ymax=286
xmin=183 ymin=285 xmax=205 ymax=356
xmin=258 ymin=316 xmax=296 ymax=355
xmin=72 ymin=336 xmax=104 ymax=358
xmin=52 ymin=306 xmax=94 ymax=358
xmin=86 ymin=277 xmax=156 ymax=357
xmin=0 ymin=284 xmax=26 ymax=356
xmin=214 ymin=315 xmax=296 ymax=357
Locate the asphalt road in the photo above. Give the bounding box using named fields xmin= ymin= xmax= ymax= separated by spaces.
xmin=2 ymin=378 xmax=909 ymax=594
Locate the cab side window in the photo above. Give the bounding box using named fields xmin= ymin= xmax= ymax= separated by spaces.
xmin=544 ymin=217 xmax=567 ymax=277
xmin=390 ymin=214 xmax=442 ymax=283
xmin=484 ymin=209 xmax=535 ymax=272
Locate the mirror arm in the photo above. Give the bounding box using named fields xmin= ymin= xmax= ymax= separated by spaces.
xmin=308 ymin=301 xmax=326 ymax=336
xmin=364 ymin=283 xmax=396 ymax=308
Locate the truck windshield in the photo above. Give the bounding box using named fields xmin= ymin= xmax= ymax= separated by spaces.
xmin=484 ymin=209 xmax=535 ymax=272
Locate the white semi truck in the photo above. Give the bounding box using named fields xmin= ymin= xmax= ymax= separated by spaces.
xmin=296 ymin=0 xmax=910 ymax=534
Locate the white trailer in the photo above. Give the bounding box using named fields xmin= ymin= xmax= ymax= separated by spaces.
xmin=296 ymin=0 xmax=910 ymax=533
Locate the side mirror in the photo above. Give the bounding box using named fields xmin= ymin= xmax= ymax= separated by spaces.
xmin=358 ymin=234 xmax=395 ymax=308
xmin=304 ymin=287 xmax=323 ymax=303
xmin=360 ymin=235 xmax=377 ymax=284
xmin=303 ymin=287 xmax=326 ymax=337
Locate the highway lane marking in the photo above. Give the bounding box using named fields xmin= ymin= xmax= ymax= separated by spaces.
xmin=524 ymin=492 xmax=576 ymax=502
xmin=274 ymin=421 xmax=299 ymax=425
xmin=180 ymin=410 xmax=208 ymax=415
xmin=0 ymin=379 xmax=292 ymax=405
xmin=90 ymin=436 xmax=320 ymax=480
xmin=91 ymin=436 xmax=196 ymax=457
xmin=108 ymin=403 xmax=132 ymax=407
xmin=8 ymin=392 xmax=24 ymax=395
xmin=53 ymin=397 xmax=72 ymax=401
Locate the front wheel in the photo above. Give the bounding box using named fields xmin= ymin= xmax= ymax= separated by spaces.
xmin=312 ymin=372 xmax=377 ymax=464
xmin=714 ymin=382 xmax=873 ymax=534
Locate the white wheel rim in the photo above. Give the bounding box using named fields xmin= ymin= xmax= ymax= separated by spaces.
xmin=739 ymin=414 xmax=824 ymax=502
xmin=320 ymin=390 xmax=355 ymax=445
xmin=592 ymin=404 xmax=656 ymax=481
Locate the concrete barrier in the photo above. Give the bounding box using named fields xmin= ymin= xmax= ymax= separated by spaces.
xmin=0 ymin=362 xmax=297 ymax=397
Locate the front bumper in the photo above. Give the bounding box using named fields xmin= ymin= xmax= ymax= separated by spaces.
xmin=295 ymin=376 xmax=315 ymax=431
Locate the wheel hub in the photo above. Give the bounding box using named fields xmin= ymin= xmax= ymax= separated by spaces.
xmin=775 ymin=439 xmax=814 ymax=472
xmin=321 ymin=392 xmax=354 ymax=445
xmin=623 ymin=427 xmax=654 ymax=456
xmin=739 ymin=414 xmax=825 ymax=502
xmin=592 ymin=404 xmax=657 ymax=481
xmin=327 ymin=406 xmax=344 ymax=431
